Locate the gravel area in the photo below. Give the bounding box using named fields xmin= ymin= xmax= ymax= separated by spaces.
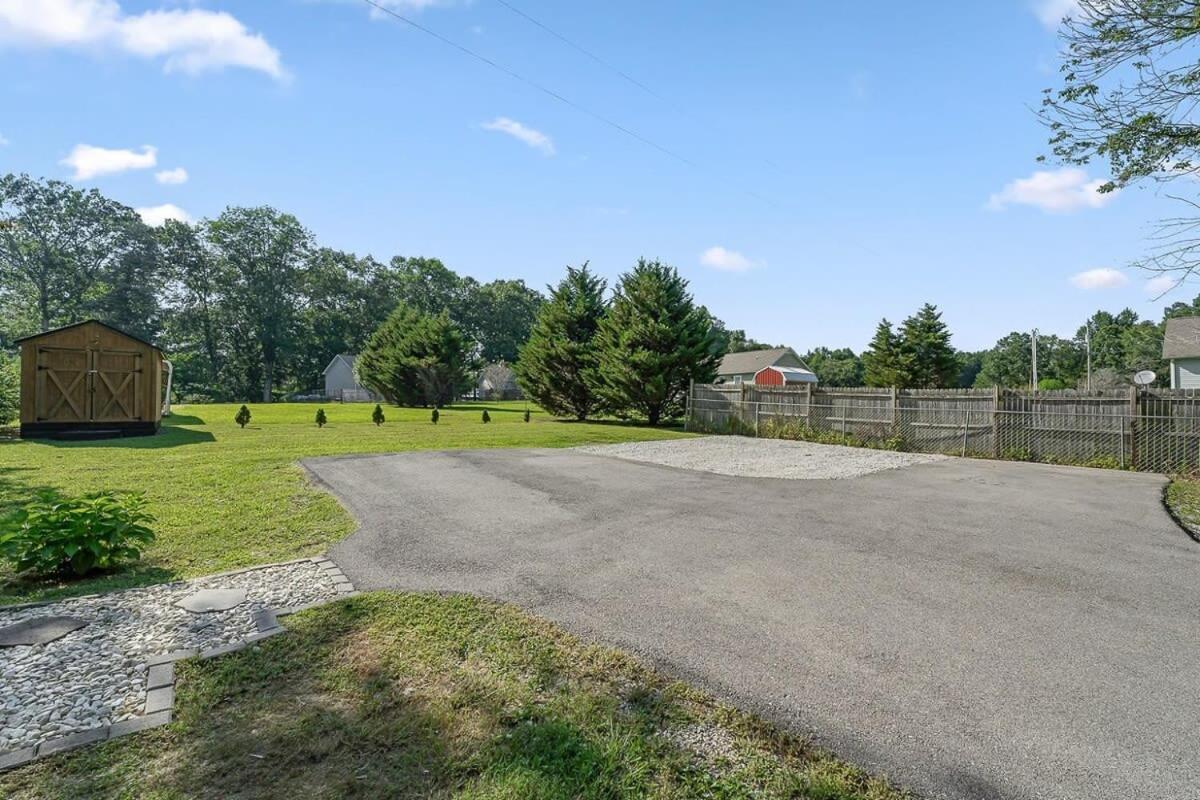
xmin=577 ymin=435 xmax=945 ymax=479
xmin=0 ymin=560 xmax=346 ymax=755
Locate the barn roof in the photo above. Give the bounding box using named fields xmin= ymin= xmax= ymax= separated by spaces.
xmin=1163 ymin=317 xmax=1200 ymax=359
xmin=718 ymin=347 xmax=801 ymax=376
xmin=15 ymin=319 xmax=161 ymax=352
xmin=322 ymin=353 xmax=356 ymax=375
xmin=756 ymin=365 xmax=818 ymax=383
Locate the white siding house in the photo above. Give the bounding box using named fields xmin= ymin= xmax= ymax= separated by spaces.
xmin=1163 ymin=317 xmax=1200 ymax=389
xmin=322 ymin=354 xmax=377 ymax=401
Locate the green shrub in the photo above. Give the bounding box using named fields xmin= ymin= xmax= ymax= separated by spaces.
xmin=315 ymin=408 xmax=327 ymax=428
xmin=482 ymin=409 xmax=491 ymax=424
xmin=0 ymin=491 xmax=155 ymax=577
xmin=0 ymin=353 xmax=19 ymax=426
xmin=523 ymin=408 xmax=531 ymax=423
xmin=372 ymin=404 xmax=385 ymax=426
xmin=431 ymin=408 xmax=439 ymax=424
xmin=235 ymin=405 xmax=251 ymax=428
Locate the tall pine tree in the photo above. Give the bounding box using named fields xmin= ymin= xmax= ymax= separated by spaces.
xmin=515 ymin=263 xmax=607 ymax=420
xmin=862 ymin=319 xmax=905 ymax=387
xmin=592 ymin=259 xmax=722 ymax=425
xmin=899 ymin=303 xmax=957 ymax=388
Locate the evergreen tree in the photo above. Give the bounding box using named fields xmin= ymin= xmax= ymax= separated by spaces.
xmin=431 ymin=408 xmax=439 ymax=424
xmin=515 ymin=263 xmax=607 ymax=420
xmin=898 ymin=304 xmax=958 ymax=388
xmin=234 ymin=405 xmax=251 ymax=428
xmin=357 ymin=303 xmax=471 ymax=407
xmin=372 ymin=404 xmax=385 ymax=426
xmin=523 ymin=408 xmax=531 ymax=423
xmin=591 ymin=259 xmax=723 ymax=425
xmin=862 ymin=319 xmax=904 ymax=387
xmin=482 ymin=409 xmax=491 ymax=424
xmin=315 ymin=408 xmax=327 ymax=427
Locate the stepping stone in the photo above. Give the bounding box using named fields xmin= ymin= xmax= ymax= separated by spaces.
xmin=0 ymin=616 xmax=88 ymax=647
xmin=177 ymin=588 xmax=246 ymax=613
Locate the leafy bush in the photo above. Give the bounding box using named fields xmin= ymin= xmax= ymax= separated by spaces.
xmin=372 ymin=404 xmax=385 ymax=426
xmin=431 ymin=408 xmax=439 ymax=424
xmin=0 ymin=491 xmax=155 ymax=577
xmin=235 ymin=405 xmax=251 ymax=428
xmin=0 ymin=353 xmax=18 ymax=427
xmin=315 ymin=408 xmax=327 ymax=428
xmin=482 ymin=409 xmax=491 ymax=424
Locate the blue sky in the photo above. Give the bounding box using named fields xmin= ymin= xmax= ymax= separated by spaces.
xmin=0 ymin=0 xmax=1186 ymax=351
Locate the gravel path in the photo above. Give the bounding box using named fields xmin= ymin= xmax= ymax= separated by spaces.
xmin=0 ymin=560 xmax=347 ymax=755
xmin=576 ymin=435 xmax=944 ymax=479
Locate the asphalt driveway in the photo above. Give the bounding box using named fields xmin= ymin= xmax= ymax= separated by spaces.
xmin=308 ymin=446 xmax=1200 ymax=800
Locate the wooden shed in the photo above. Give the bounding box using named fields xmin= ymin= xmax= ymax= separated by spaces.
xmin=754 ymin=365 xmax=818 ymax=387
xmin=17 ymin=320 xmax=165 ymax=439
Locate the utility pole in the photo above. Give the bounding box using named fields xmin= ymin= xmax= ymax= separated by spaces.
xmin=1085 ymin=323 xmax=1092 ymax=392
xmin=1031 ymin=328 xmax=1039 ymax=391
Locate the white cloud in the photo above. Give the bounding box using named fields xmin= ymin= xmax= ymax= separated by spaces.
xmin=135 ymin=203 xmax=192 ymax=226
xmin=61 ymin=143 xmax=156 ymax=180
xmin=155 ymin=166 xmax=188 ymax=184
xmin=1034 ymin=0 xmax=1081 ymax=29
xmin=700 ymin=246 xmax=757 ymax=273
xmin=988 ymin=167 xmax=1117 ymax=213
xmin=1146 ymin=275 xmax=1181 ymax=296
xmin=0 ymin=0 xmax=286 ymax=80
xmin=481 ymin=117 xmax=555 ymax=156
xmin=1070 ymin=267 xmax=1128 ymax=289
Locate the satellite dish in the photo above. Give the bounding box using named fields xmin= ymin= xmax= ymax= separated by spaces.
xmin=1134 ymin=370 xmax=1156 ymax=387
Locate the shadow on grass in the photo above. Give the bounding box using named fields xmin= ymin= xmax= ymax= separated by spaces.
xmin=31 ymin=426 xmax=215 ymax=450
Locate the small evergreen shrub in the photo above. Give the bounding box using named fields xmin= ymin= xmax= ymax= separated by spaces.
xmin=482 ymin=409 xmax=491 ymax=424
xmin=431 ymin=408 xmax=440 ymax=424
xmin=316 ymin=408 xmax=327 ymax=428
xmin=0 ymin=491 xmax=156 ymax=577
xmin=523 ymin=408 xmax=531 ymax=423
xmin=235 ymin=405 xmax=251 ymax=428
xmin=372 ymin=404 xmax=385 ymax=426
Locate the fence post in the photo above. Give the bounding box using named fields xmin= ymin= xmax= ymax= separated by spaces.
xmin=685 ymin=379 xmax=693 ymax=432
xmin=891 ymin=386 xmax=899 ymax=439
xmin=1120 ymin=416 xmax=1126 ymax=469
xmin=961 ymin=409 xmax=970 ymax=457
xmin=755 ymin=402 xmax=760 ymax=437
xmin=991 ymin=386 xmax=1001 ymax=458
xmin=1129 ymin=385 xmax=1138 ymax=470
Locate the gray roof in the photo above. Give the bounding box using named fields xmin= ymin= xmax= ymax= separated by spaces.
xmin=322 ymin=353 xmax=356 ymax=375
xmin=717 ymin=347 xmax=800 ymax=376
xmin=1163 ymin=317 xmax=1200 ymax=359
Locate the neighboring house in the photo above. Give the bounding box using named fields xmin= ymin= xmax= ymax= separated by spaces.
xmin=1163 ymin=317 xmax=1200 ymax=388
xmin=478 ymin=362 xmax=522 ymax=400
xmin=322 ymin=354 xmax=378 ymax=401
xmin=754 ymin=365 xmax=818 ymax=386
xmin=716 ymin=347 xmax=812 ymax=384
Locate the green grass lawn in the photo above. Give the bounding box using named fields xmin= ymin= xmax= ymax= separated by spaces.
xmin=0 ymin=592 xmax=907 ymax=800
xmin=1165 ymin=475 xmax=1200 ymax=539
xmin=0 ymin=402 xmax=688 ymax=605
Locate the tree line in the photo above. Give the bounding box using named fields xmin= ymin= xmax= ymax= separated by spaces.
xmin=730 ymin=300 xmax=1199 ymax=391
xmin=0 ymin=174 xmax=544 ymax=401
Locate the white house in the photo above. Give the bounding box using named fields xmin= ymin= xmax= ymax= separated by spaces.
xmin=1163 ymin=317 xmax=1200 ymax=388
xmin=322 ymin=354 xmax=377 ymax=401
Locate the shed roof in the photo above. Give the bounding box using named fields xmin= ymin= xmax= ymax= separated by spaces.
xmin=15 ymin=319 xmax=161 ymax=352
xmin=717 ymin=347 xmax=800 ymax=376
xmin=1163 ymin=317 xmax=1200 ymax=359
xmin=756 ymin=365 xmax=818 ymax=383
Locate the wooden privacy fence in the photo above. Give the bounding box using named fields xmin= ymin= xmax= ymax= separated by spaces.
xmin=686 ymin=383 xmax=1200 ymax=473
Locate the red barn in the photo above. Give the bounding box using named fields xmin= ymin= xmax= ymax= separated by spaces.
xmin=754 ymin=365 xmax=818 ymax=387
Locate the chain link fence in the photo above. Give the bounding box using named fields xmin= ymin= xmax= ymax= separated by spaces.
xmin=687 ymin=383 xmax=1200 ymax=473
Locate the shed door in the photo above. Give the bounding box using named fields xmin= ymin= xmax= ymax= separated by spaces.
xmin=36 ymin=347 xmax=90 ymax=422
xmin=91 ymin=349 xmax=142 ymax=422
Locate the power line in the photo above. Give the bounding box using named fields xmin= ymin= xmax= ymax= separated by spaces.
xmin=361 ymin=0 xmax=696 ymax=169
xmin=490 ymin=0 xmax=788 ymax=173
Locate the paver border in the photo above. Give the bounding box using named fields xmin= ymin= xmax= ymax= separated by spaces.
xmin=0 ymin=556 xmax=356 ymax=772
